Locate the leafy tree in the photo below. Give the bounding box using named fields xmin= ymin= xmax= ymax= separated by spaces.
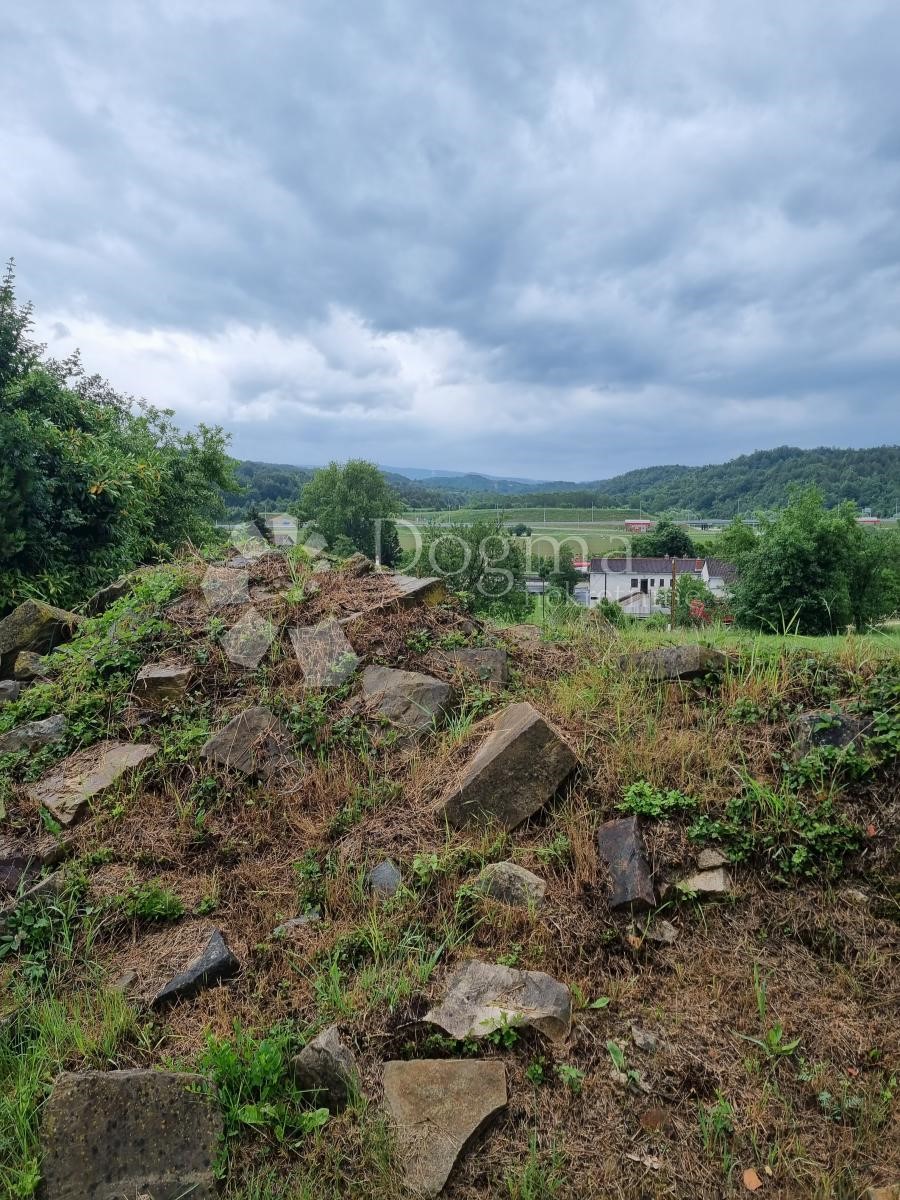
xmin=705 ymin=516 xmax=758 ymax=564
xmin=0 ymin=262 xmax=236 ymax=612
xmin=296 ymin=459 xmax=402 ymax=563
xmin=657 ymin=575 xmax=719 ymax=626
xmin=631 ymin=518 xmax=696 ymax=558
xmin=731 ymin=487 xmax=900 ymax=634
xmin=403 ymin=519 xmax=531 ymax=620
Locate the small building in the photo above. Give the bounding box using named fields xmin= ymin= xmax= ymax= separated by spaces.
xmin=588 ymin=556 xmax=736 ymax=617
xmin=624 ymin=519 xmax=654 ymax=533
xmin=856 ymin=516 xmax=881 ymax=525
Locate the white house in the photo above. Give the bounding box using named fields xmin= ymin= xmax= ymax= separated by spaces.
xmin=588 ymin=556 xmax=736 ymax=616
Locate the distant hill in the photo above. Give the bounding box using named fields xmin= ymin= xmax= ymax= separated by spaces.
xmin=223 ymin=446 xmax=900 ymax=518
xmin=415 ymin=446 xmax=900 ymax=516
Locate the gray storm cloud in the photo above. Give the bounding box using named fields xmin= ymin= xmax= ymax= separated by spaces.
xmin=3 ymin=0 xmax=899 ymax=477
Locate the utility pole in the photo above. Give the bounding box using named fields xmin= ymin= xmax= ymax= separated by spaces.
xmin=670 ymin=558 xmax=677 ymax=630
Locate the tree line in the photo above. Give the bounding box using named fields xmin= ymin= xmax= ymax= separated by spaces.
xmin=0 ymin=264 xmax=236 ymax=613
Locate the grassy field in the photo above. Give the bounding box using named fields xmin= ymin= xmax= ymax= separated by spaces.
xmin=1 ymin=559 xmax=898 ymax=1198
xmin=402 ymin=506 xmax=644 ymax=524
xmin=398 ymin=523 xmax=728 ymax=559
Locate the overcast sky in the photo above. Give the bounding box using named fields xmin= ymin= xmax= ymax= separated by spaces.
xmin=4 ymin=2 xmax=900 ymax=480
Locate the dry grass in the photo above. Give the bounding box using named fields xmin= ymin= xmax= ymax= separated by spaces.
xmin=1 ymin=559 xmax=898 ymax=1199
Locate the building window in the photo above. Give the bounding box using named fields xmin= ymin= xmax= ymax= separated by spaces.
xmin=630 ymin=578 xmax=638 ymax=588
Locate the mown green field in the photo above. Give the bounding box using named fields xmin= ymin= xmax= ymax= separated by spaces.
xmin=397 ymin=521 xmax=727 ymax=559
xmin=401 ymin=506 xmax=643 ymax=524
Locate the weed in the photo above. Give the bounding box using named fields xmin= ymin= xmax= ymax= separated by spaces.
xmin=534 ymin=833 xmax=571 ymax=867
xmin=199 ymin=1023 xmax=329 ymax=1169
xmin=618 ymin=779 xmax=698 ymax=818
xmin=525 ymin=1058 xmax=548 ymax=1086
xmin=504 ymin=1134 xmax=565 ymax=1200
xmin=555 ymin=1063 xmax=585 ymax=1093
xmin=688 ymin=777 xmax=861 ymax=879
xmin=697 ymin=1093 xmax=736 ymax=1177
xmin=405 ymin=629 xmax=432 ymax=653
xmin=118 ymin=881 xmax=185 ymax=922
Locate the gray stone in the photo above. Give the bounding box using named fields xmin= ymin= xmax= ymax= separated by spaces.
xmin=645 ymin=918 xmax=678 ymax=945
xmin=40 ymin=1068 xmax=222 ymax=1200
xmin=313 ymin=558 xmax=332 ymax=573
xmin=697 ymin=848 xmax=729 ymax=870
xmin=29 ymin=740 xmax=158 ymax=826
xmin=426 ymin=959 xmax=571 ymax=1043
xmin=474 ymin=861 xmax=546 ymax=907
xmin=630 ymin=1026 xmax=658 ymax=1052
xmin=676 ymin=867 xmax=731 ymax=896
xmin=388 ymin=574 xmax=447 ymax=607
xmin=201 ymin=705 xmax=294 ymax=779
xmin=620 ymin=645 xmax=727 ymax=681
xmin=0 ymin=833 xmax=71 ymax=896
xmin=84 ymin=576 xmax=133 ymax=616
xmin=272 ymin=912 xmax=321 ymax=937
xmin=793 ymin=710 xmax=870 ymax=756
xmin=383 ymin=1059 xmax=507 ymax=1197
xmin=152 ymin=929 xmax=240 ymax=1007
xmin=0 ymin=713 xmax=66 ymax=754
xmin=367 ymin=859 xmax=402 ymax=897
xmin=11 ymin=650 xmax=47 ymax=681
xmin=445 ymin=647 xmax=509 ymax=687
xmin=342 ymin=552 xmax=375 ymax=576
xmin=361 ymin=666 xmax=451 ymax=735
xmin=134 ymin=663 xmax=192 ymax=704
xmin=292 ymin=1025 xmax=358 ymax=1113
xmin=596 ymin=815 xmax=655 ymax=910
xmin=0 ymin=600 xmax=81 ymax=674
xmin=437 ymin=702 xmax=577 ymax=831
xmin=290 ymin=621 xmax=360 ymax=686
xmin=0 ymin=680 xmax=21 ymax=706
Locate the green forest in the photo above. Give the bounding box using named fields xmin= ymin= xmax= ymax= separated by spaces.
xmin=226 ymin=445 xmax=900 ymax=518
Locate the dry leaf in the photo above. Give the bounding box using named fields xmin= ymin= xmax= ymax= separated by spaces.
xmin=743 ymin=1167 xmax=763 ymax=1191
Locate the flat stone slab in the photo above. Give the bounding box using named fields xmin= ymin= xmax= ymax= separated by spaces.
xmin=0 ymin=713 xmax=66 ymax=754
xmin=29 ymin=741 xmax=158 ymax=826
xmin=201 ymin=705 xmax=295 ymax=779
xmin=361 ymin=666 xmax=451 ymax=735
xmin=134 ymin=663 xmax=192 ymax=704
xmin=474 ymin=861 xmax=546 ymax=907
xmin=596 ymin=815 xmax=655 ymax=909
xmin=152 ymin=928 xmax=240 ymax=1007
xmin=290 ymin=620 xmax=360 ymax=686
xmin=426 ymin=959 xmax=571 ymax=1043
xmin=40 ymin=1068 xmax=222 ymax=1200
xmin=793 ymin=710 xmax=870 ymax=756
xmin=388 ymin=574 xmax=447 ymax=607
xmin=676 ymin=866 xmax=732 ymax=897
xmin=384 ymin=1059 xmax=507 ymax=1196
xmin=444 ymin=647 xmax=508 ymax=686
xmin=0 ymin=600 xmax=81 ymax=672
xmin=292 ymin=1025 xmax=358 ymax=1113
xmin=437 ymin=702 xmax=576 ymax=830
xmin=620 ymin=645 xmax=727 ymax=680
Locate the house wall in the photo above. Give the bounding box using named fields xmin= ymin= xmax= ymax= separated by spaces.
xmin=589 ymin=570 xmax=676 ymax=607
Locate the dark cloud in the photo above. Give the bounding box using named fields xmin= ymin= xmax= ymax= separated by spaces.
xmin=3 ymin=0 xmax=899 ymax=479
